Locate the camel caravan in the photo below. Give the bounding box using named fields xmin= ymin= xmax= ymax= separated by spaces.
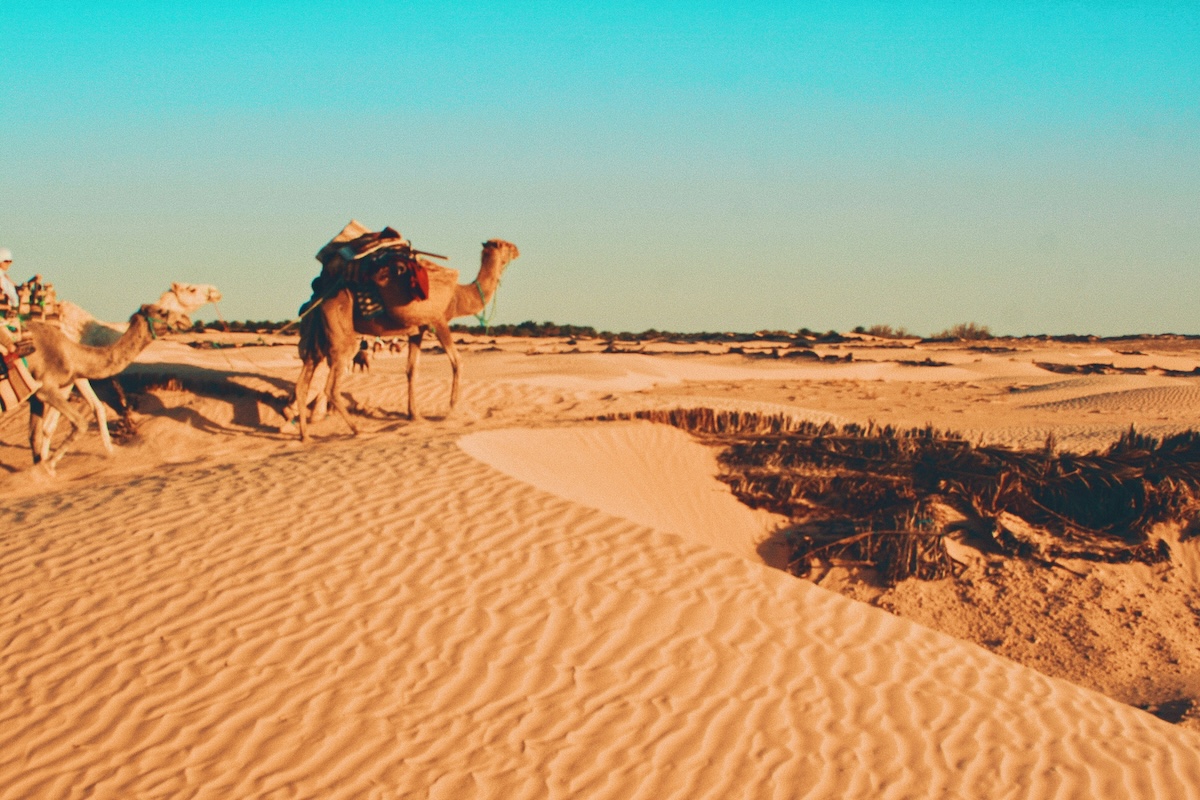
xmin=0 ymin=221 xmax=519 ymax=472
xmin=1 ymin=250 xmax=222 ymax=472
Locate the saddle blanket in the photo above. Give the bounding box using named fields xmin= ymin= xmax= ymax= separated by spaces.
xmin=352 ymin=285 xmax=385 ymax=320
xmin=0 ymin=348 xmax=39 ymax=411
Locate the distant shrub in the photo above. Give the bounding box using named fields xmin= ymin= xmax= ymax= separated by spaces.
xmin=200 ymin=320 xmax=294 ymax=333
xmin=446 ymin=321 xmax=835 ymax=343
xmin=932 ymin=322 xmax=993 ymax=341
xmin=449 ymin=320 xmax=600 ymax=338
xmin=854 ymin=324 xmax=914 ymax=339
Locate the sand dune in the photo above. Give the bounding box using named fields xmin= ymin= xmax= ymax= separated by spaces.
xmin=3 ymin=333 xmax=1200 ymax=797
xmin=4 ymin=428 xmax=1199 ymax=798
xmin=459 ymin=422 xmax=781 ymax=561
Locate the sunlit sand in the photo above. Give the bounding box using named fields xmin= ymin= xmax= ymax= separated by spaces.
xmin=3 ymin=330 xmax=1200 ymax=797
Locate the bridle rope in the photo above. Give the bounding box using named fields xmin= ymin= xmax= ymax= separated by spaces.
xmin=140 ymin=308 xmax=169 ymax=340
xmin=473 ymin=278 xmax=500 ymax=330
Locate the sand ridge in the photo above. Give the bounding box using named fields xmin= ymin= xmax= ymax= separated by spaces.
xmin=459 ymin=422 xmax=783 ymax=561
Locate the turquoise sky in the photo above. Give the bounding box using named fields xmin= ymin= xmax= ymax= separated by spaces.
xmin=3 ymin=2 xmax=1197 ymax=335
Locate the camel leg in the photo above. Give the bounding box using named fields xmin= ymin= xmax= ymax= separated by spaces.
xmin=294 ymin=357 xmax=319 ymax=443
xmin=29 ymin=396 xmax=48 ymax=465
xmin=309 ymin=358 xmax=332 ymax=423
xmin=284 ymin=361 xmax=329 ymax=424
xmin=75 ymin=379 xmax=113 ymax=455
xmin=324 ymin=340 xmax=359 ymax=436
xmin=406 ymin=328 xmax=424 ymax=420
xmin=35 ymin=385 xmax=91 ymax=474
xmin=430 ymin=320 xmax=461 ymax=412
xmin=38 ymin=380 xmax=110 ymax=460
xmin=309 ymin=391 xmax=329 ymax=421
xmin=37 ymin=403 xmax=57 ymax=464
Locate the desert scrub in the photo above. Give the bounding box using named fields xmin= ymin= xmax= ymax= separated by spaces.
xmin=596 ymin=410 xmax=1196 ymax=584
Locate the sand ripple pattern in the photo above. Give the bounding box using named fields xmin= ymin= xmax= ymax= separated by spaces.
xmin=1022 ymin=384 xmax=1200 ymax=415
xmin=2 ymin=432 xmax=1199 ymax=798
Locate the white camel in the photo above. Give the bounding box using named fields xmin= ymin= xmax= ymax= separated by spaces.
xmin=38 ymin=283 xmax=222 ymax=459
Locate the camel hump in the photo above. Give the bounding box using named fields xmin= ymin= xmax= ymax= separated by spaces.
xmin=423 ymin=263 xmax=460 ymax=285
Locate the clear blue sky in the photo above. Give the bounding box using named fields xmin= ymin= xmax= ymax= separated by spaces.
xmin=3 ymin=2 xmax=1197 ymax=335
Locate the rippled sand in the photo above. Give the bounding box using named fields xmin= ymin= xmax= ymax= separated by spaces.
xmin=2 ymin=332 xmax=1199 ymax=797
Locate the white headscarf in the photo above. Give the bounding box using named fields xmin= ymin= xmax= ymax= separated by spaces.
xmin=0 ymin=249 xmax=17 ymax=306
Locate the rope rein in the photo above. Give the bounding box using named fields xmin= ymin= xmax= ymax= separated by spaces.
xmin=209 ymin=301 xmax=266 ymax=371
xmin=140 ymin=309 xmax=166 ymax=340
xmin=277 ymin=278 xmax=345 ymax=333
xmin=473 ymin=278 xmax=501 ymax=330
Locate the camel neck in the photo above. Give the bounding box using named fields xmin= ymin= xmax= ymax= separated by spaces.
xmin=87 ymin=313 xmax=155 ymax=380
xmin=473 ymin=253 xmax=504 ymax=298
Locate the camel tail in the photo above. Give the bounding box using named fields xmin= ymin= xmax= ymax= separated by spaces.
xmin=298 ymin=306 xmax=329 ymax=365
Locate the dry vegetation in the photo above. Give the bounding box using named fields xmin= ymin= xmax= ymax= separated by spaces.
xmin=853 ymin=324 xmax=914 ymax=339
xmin=597 ymin=408 xmax=1199 ymax=585
xmin=931 ymin=321 xmax=993 ymax=340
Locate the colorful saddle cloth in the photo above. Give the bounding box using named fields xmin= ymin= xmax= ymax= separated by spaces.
xmin=0 ymin=338 xmax=39 ymax=412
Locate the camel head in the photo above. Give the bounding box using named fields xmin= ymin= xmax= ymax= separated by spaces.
xmin=163 ymin=282 xmax=223 ymax=315
xmin=483 ymin=240 xmax=519 ymax=260
xmin=482 ymin=239 xmax=520 ymax=269
xmin=136 ymin=304 xmax=192 ymax=336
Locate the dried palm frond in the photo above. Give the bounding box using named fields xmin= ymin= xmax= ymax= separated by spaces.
xmin=596 ymin=409 xmax=1199 ymax=583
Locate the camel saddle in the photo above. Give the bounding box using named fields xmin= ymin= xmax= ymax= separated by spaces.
xmin=315 ymin=220 xmax=408 ymax=269
xmin=310 ymin=221 xmax=431 ymax=319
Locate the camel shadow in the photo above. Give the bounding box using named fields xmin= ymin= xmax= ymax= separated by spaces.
xmin=113 ymin=362 xmax=295 ymax=437
xmin=121 ymin=362 xmax=293 ymax=397
xmin=129 ymin=392 xmax=286 ymax=440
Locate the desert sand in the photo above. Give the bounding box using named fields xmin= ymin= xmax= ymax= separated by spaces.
xmin=2 ymin=331 xmax=1200 ymax=798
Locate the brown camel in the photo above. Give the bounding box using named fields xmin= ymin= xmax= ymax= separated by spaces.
xmin=291 ymin=239 xmax=519 ymax=441
xmin=39 ymin=283 xmax=223 ymax=459
xmin=25 ymin=304 xmax=192 ymax=472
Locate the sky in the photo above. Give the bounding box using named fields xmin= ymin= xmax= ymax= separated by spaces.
xmin=2 ymin=1 xmax=1198 ymax=336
